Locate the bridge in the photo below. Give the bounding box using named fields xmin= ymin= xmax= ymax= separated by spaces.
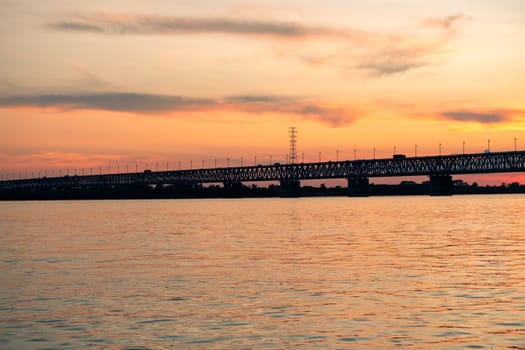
xmin=1 ymin=150 xmax=524 ymax=196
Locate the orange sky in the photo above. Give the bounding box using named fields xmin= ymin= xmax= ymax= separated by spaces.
xmin=0 ymin=0 xmax=524 ymax=184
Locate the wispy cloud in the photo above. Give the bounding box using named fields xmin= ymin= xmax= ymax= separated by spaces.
xmin=48 ymin=14 xmax=347 ymax=39
xmin=0 ymin=151 xmax=125 ymax=171
xmin=47 ymin=13 xmax=466 ymax=76
xmin=52 ymin=21 xmax=107 ymax=33
xmin=0 ymin=79 xmax=17 ymax=89
xmin=354 ymin=14 xmax=466 ymax=76
xmin=355 ymin=46 xmax=430 ymax=76
xmin=375 ymin=99 xmax=522 ymax=126
xmin=421 ymin=14 xmax=466 ymax=31
xmin=225 ymin=95 xmax=356 ymax=126
xmin=0 ymin=92 xmax=355 ymax=126
xmin=7 ymin=93 xmax=516 ymax=127
xmin=0 ymin=93 xmax=215 ymax=113
xmin=67 ymin=64 xmax=116 ymax=89
xmin=440 ymin=110 xmax=510 ymax=124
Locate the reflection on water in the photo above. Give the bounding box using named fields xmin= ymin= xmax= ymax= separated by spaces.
xmin=0 ymin=195 xmax=524 ymax=349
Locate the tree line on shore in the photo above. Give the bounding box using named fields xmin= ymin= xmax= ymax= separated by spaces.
xmin=1 ymin=180 xmax=524 ymax=200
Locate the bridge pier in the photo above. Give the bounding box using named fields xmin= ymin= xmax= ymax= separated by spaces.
xmin=429 ymin=175 xmax=453 ymax=196
xmin=347 ymin=176 xmax=369 ymax=197
xmin=280 ymin=179 xmax=300 ymax=197
xmin=223 ymin=181 xmax=243 ymax=197
xmin=172 ymin=182 xmax=201 ymax=193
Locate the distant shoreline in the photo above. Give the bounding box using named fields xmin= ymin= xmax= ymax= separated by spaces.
xmin=1 ymin=182 xmax=523 ymax=200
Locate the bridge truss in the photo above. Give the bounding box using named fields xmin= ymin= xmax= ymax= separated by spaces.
xmin=1 ymin=150 xmax=524 ymax=190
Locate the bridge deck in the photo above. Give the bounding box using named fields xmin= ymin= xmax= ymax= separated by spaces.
xmin=1 ymin=150 xmax=524 ymax=189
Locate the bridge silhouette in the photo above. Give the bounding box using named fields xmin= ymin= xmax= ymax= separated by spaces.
xmin=1 ymin=150 xmax=524 ymax=196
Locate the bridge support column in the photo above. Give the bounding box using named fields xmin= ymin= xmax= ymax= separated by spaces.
xmin=223 ymin=181 xmax=243 ymax=197
xmin=347 ymin=176 xmax=369 ymax=197
xmin=170 ymin=182 xmax=202 ymax=197
xmin=280 ymin=179 xmax=300 ymax=197
xmin=429 ymin=175 xmax=453 ymax=196
xmin=173 ymin=182 xmax=200 ymax=189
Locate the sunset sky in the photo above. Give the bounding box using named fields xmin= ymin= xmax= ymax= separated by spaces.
xmin=1 ymin=0 xmax=524 ymax=183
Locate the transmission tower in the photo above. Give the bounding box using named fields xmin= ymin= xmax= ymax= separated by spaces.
xmin=288 ymin=126 xmax=298 ymax=163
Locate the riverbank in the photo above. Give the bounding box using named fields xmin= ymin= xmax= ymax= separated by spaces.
xmin=1 ymin=181 xmax=524 ymax=200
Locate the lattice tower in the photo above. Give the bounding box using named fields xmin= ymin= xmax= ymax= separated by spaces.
xmin=288 ymin=127 xmax=298 ymax=163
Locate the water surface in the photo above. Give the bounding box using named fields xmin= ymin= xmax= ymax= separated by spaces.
xmin=1 ymin=196 xmax=524 ymax=349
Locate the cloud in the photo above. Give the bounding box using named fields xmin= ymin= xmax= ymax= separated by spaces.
xmin=0 ymin=151 xmax=125 ymax=172
xmin=355 ymin=46 xmax=429 ymax=76
xmin=440 ymin=111 xmax=509 ymax=123
xmin=292 ymin=105 xmax=354 ymax=126
xmin=52 ymin=21 xmax=106 ymax=33
xmin=47 ymin=13 xmax=466 ymax=76
xmin=0 ymin=93 xmax=215 ymax=113
xmin=226 ymin=95 xmax=292 ymax=104
xmin=0 ymin=79 xmax=17 ymax=89
xmin=225 ymin=95 xmax=355 ymax=126
xmin=298 ymin=14 xmax=465 ymax=76
xmin=422 ymin=14 xmax=465 ymax=31
xmin=354 ymin=15 xmax=466 ymax=76
xmin=48 ymin=14 xmax=344 ymax=39
xmin=384 ymin=101 xmax=521 ymax=125
xmin=68 ymin=64 xmax=116 ymax=89
xmin=0 ymin=92 xmax=355 ymax=126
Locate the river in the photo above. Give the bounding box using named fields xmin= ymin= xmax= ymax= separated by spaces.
xmin=1 ymin=195 xmax=524 ymax=349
